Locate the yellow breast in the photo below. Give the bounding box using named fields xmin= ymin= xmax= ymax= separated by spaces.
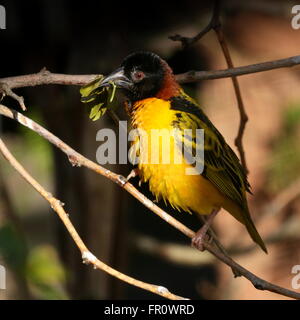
xmin=130 ymin=98 xmax=229 ymax=215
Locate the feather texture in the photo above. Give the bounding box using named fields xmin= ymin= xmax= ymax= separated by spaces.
xmin=130 ymin=92 xmax=267 ymax=253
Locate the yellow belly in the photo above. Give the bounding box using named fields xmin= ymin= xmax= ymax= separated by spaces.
xmin=130 ymin=98 xmax=230 ymax=215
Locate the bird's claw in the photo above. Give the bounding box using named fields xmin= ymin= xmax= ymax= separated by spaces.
xmin=192 ymin=232 xmax=211 ymax=251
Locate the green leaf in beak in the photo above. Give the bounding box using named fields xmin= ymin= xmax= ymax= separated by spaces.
xmin=80 ymin=76 xmax=118 ymax=121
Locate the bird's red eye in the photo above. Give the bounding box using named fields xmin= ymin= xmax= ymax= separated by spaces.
xmin=132 ymin=70 xmax=145 ymax=82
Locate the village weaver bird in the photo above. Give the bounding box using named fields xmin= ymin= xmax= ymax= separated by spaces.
xmin=100 ymin=51 xmax=267 ymax=253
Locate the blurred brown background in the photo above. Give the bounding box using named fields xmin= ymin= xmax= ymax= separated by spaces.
xmin=0 ymin=0 xmax=300 ymax=300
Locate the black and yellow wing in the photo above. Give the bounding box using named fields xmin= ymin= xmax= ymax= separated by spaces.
xmin=170 ymin=95 xmax=267 ymax=253
xmin=170 ymin=95 xmax=250 ymax=210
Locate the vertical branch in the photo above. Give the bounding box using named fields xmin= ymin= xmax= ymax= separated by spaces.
xmin=212 ymin=9 xmax=249 ymax=173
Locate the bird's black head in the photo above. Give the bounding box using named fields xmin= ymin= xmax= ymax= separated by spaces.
xmin=100 ymin=51 xmax=178 ymax=102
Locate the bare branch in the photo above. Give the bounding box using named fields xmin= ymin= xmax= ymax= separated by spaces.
xmin=0 ymin=56 xmax=300 ymax=91
xmin=175 ymin=55 xmax=300 ymax=83
xmin=0 ymin=68 xmax=98 ymax=89
xmin=0 ymin=135 xmax=187 ymax=300
xmin=1 ymin=104 xmax=300 ymax=299
xmin=204 ymin=241 xmax=300 ymax=299
xmin=212 ymin=17 xmax=249 ymax=172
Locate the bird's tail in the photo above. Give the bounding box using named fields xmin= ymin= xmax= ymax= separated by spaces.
xmin=243 ymin=213 xmax=268 ymax=253
xmin=227 ymin=204 xmax=268 ymax=253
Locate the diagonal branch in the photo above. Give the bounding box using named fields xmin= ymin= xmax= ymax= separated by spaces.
xmin=176 ymin=55 xmax=300 ymax=82
xmin=1 ymin=104 xmax=300 ymax=299
xmin=0 ymin=135 xmax=187 ymax=300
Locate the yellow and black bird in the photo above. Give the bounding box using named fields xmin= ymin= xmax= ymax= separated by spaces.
xmin=100 ymin=51 xmax=267 ymax=253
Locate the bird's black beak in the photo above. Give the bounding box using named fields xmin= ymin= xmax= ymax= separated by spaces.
xmin=100 ymin=67 xmax=132 ymax=91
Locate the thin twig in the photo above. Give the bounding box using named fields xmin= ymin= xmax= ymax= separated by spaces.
xmin=0 ymin=83 xmax=27 ymax=111
xmin=204 ymin=241 xmax=300 ymax=299
xmin=1 ymin=104 xmax=300 ymax=299
xmin=176 ymin=55 xmax=300 ymax=83
xmin=169 ymin=0 xmax=221 ymax=48
xmin=212 ymin=19 xmax=249 ymax=172
xmin=0 ymin=136 xmax=187 ymax=300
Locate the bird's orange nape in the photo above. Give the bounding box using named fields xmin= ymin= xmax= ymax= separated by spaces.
xmin=155 ymin=61 xmax=180 ymax=100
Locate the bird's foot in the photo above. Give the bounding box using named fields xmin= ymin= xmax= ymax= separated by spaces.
xmin=192 ymin=209 xmax=219 ymax=251
xmin=192 ymin=229 xmax=212 ymax=252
